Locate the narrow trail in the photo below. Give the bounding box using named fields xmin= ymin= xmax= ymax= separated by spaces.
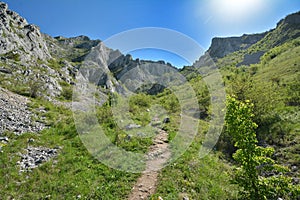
xmin=127 ymin=128 xmax=171 ymax=200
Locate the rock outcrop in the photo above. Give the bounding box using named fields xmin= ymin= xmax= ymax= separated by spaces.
xmin=0 ymin=2 xmax=77 ymax=99
xmin=207 ymin=33 xmax=267 ymax=60
xmin=0 ymin=2 xmax=51 ymax=61
xmin=193 ymin=11 xmax=300 ymax=69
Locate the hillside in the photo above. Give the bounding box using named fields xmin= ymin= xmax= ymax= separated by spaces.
xmin=0 ymin=1 xmax=299 ymax=199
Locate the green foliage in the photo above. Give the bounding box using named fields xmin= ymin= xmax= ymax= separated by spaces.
xmin=189 ymin=76 xmax=210 ymax=119
xmin=128 ymin=93 xmax=152 ymax=125
xmin=151 ymin=120 xmax=238 ymax=200
xmin=225 ymin=96 xmax=299 ymax=199
xmin=157 ymin=89 xmax=180 ymax=114
xmin=220 ymin=39 xmax=300 ymax=163
xmin=95 ymin=98 xmax=153 ymax=153
xmin=58 ymin=81 xmax=73 ymax=101
xmin=2 ymin=31 xmax=7 ymax=38
xmin=260 ymin=38 xmax=300 ymax=65
xmin=2 ymin=51 xmax=21 ymax=61
xmin=47 ymin=59 xmax=64 ymax=71
xmin=286 ymin=74 xmax=300 ymax=106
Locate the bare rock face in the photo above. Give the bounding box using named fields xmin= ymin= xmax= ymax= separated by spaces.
xmin=207 ymin=33 xmax=267 ymax=60
xmin=0 ymin=2 xmax=51 ymax=61
xmin=194 ymin=11 xmax=300 ymax=69
xmin=277 ymin=11 xmax=300 ymax=29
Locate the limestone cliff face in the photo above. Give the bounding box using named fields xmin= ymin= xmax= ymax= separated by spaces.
xmin=0 ymin=2 xmax=51 ymax=61
xmin=207 ymin=33 xmax=267 ymax=60
xmin=193 ymin=11 xmax=300 ymax=69
xmin=79 ymin=41 xmax=178 ymax=94
xmin=277 ymin=11 xmax=300 ymax=30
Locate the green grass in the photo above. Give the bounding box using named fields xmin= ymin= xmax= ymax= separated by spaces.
xmin=219 ymin=37 xmax=300 ymax=169
xmin=151 ymin=120 xmax=238 ymax=200
xmin=0 ymin=100 xmax=139 ymax=199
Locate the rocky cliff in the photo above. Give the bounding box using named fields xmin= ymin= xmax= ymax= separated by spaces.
xmin=0 ymin=2 xmax=50 ymax=61
xmin=207 ymin=33 xmax=267 ymax=60
xmin=192 ymin=11 xmax=300 ymax=69
xmin=0 ymin=1 xmax=178 ymax=98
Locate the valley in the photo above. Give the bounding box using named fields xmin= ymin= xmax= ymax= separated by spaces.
xmin=0 ymin=1 xmax=299 ymax=199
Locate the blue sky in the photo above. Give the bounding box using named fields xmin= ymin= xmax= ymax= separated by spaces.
xmin=3 ymin=0 xmax=300 ymax=67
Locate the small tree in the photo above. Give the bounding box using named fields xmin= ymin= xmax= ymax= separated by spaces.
xmin=225 ymin=96 xmax=299 ymax=199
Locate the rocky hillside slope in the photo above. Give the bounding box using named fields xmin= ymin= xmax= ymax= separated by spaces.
xmin=191 ymin=11 xmax=300 ymax=69
xmin=0 ymin=1 xmax=179 ymax=99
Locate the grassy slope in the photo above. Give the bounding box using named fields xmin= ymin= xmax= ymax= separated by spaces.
xmin=251 ymin=39 xmax=300 ymax=166
xmin=0 ymin=100 xmax=140 ymax=199
xmin=221 ymin=37 xmax=300 ymax=167
xmin=151 ymin=120 xmax=238 ymax=200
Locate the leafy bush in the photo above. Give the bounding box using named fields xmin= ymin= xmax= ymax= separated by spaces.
xmin=225 ymin=96 xmax=299 ymax=199
xmin=3 ymin=51 xmax=21 ymax=61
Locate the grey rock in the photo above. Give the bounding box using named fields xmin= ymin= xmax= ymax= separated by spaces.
xmin=137 ymin=132 xmax=146 ymax=137
xmin=125 ymin=134 xmax=132 ymax=141
xmin=0 ymin=87 xmax=46 ymax=135
xmin=0 ymin=3 xmax=51 ymax=61
xmin=0 ymin=136 xmax=8 ymax=142
xmin=163 ymin=117 xmax=170 ymax=123
xmin=292 ymin=177 xmax=299 ymax=184
xmin=18 ymin=146 xmax=58 ymax=172
xmin=237 ymin=51 xmax=265 ymax=66
xmin=291 ymin=165 xmax=298 ymax=172
xmin=125 ymin=124 xmax=141 ymax=130
xmin=207 ymin=33 xmax=267 ymax=60
xmin=0 ymin=67 xmax=11 ymax=74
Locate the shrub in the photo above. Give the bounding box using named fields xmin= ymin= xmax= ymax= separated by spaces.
xmin=225 ymin=96 xmax=299 ymax=199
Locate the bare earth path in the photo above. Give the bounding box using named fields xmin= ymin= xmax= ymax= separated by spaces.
xmin=127 ymin=128 xmax=170 ymax=200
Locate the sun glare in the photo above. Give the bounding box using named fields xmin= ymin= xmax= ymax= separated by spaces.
xmin=208 ymin=0 xmax=265 ymax=23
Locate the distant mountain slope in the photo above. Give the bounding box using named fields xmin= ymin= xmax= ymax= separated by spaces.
xmin=190 ymin=11 xmax=300 ymax=70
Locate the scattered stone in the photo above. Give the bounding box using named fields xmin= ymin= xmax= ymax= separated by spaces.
xmin=0 ymin=87 xmax=46 ymax=135
xmin=27 ymin=138 xmax=35 ymax=143
xmin=292 ymin=177 xmax=299 ymax=184
xmin=137 ymin=132 xmax=146 ymax=137
xmin=125 ymin=124 xmax=141 ymax=130
xmin=0 ymin=136 xmax=9 ymax=143
xmin=291 ymin=165 xmax=298 ymax=172
xmin=125 ymin=134 xmax=132 ymax=141
xmin=0 ymin=67 xmax=12 ymax=74
xmin=18 ymin=146 xmax=58 ymax=172
xmin=163 ymin=117 xmax=170 ymax=123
